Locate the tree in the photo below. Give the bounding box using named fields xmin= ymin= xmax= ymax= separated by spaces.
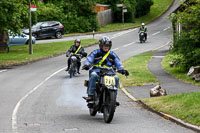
xmin=0 ymin=0 xmax=36 ymax=47
xmin=170 ymin=0 xmax=200 ymax=71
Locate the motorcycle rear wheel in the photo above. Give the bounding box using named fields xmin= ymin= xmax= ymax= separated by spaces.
xmin=103 ymin=90 xmax=116 ymax=123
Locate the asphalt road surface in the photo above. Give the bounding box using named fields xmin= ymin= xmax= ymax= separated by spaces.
xmin=0 ymin=0 xmax=195 ymax=133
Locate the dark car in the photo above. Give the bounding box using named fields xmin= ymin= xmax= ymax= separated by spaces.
xmin=22 ymin=21 xmax=64 ymax=39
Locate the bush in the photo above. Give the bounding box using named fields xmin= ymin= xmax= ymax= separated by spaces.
xmin=172 ymin=34 xmax=200 ymax=71
xmin=36 ymin=3 xmax=64 ymax=23
xmin=35 ymin=1 xmax=98 ymax=34
xmin=135 ymin=0 xmax=153 ymax=18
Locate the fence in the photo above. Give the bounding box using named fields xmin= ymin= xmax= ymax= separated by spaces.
xmin=97 ymin=9 xmax=113 ymax=27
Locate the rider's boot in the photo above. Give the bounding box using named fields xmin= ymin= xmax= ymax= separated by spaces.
xmin=77 ymin=65 xmax=80 ymax=74
xmin=65 ymin=64 xmax=70 ymax=71
xmin=86 ymin=95 xmax=93 ymax=102
xmin=116 ymin=101 xmax=120 ymax=106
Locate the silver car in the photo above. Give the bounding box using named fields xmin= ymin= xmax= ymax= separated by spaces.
xmin=9 ymin=33 xmax=36 ymax=46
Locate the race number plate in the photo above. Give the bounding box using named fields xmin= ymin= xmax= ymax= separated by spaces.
xmin=104 ymin=76 xmax=115 ymax=86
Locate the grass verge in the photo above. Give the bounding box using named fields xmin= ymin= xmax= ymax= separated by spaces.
xmin=118 ymin=52 xmax=157 ymax=87
xmin=142 ymin=92 xmax=200 ymax=126
xmin=0 ymin=39 xmax=98 ymax=66
xmin=161 ymin=52 xmax=200 ymax=86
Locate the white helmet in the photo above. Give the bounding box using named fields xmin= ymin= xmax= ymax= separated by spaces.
xmin=141 ymin=23 xmax=145 ymax=26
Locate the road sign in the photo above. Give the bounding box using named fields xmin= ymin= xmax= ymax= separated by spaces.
xmin=116 ymin=4 xmax=124 ymax=7
xmin=30 ymin=5 xmax=37 ymax=12
xmin=123 ymin=9 xmax=127 ymax=13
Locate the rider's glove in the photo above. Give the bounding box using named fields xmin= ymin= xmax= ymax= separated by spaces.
xmin=82 ymin=65 xmax=90 ymax=70
xmin=121 ymin=69 xmax=129 ymax=76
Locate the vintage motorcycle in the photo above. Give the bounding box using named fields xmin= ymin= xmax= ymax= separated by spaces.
xmin=83 ymin=67 xmax=122 ymax=123
xmin=68 ymin=53 xmax=82 ymax=78
xmin=139 ymin=31 xmax=146 ymax=43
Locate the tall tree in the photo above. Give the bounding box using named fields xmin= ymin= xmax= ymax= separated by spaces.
xmin=0 ymin=0 xmax=36 ymax=46
xmin=170 ymin=0 xmax=200 ymax=70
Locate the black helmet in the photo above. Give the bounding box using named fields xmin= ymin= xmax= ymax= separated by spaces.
xmin=74 ymin=39 xmax=81 ymax=44
xmin=99 ymin=36 xmax=112 ymax=50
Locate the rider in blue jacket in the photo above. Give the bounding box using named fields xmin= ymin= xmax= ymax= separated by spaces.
xmin=82 ymin=36 xmax=129 ymax=101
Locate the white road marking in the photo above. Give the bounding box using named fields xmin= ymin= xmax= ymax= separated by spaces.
xmin=123 ymin=42 xmax=135 ymax=47
xmin=0 ymin=69 xmax=7 ymax=73
xmin=152 ymin=56 xmax=165 ymax=58
xmin=111 ymin=28 xmax=137 ymax=39
xmin=12 ymin=67 xmax=66 ymax=133
xmin=163 ymin=27 xmax=170 ymax=31
xmin=153 ymin=41 xmax=171 ymax=51
xmin=152 ymin=31 xmax=161 ymax=36
xmin=112 ymin=48 xmax=119 ymax=51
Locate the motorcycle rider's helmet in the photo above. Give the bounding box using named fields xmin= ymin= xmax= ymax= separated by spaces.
xmin=141 ymin=23 xmax=145 ymax=26
xmin=99 ymin=36 xmax=112 ymax=50
xmin=74 ymin=39 xmax=81 ymax=44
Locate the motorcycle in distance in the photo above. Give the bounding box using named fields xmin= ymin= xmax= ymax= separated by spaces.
xmin=83 ymin=66 xmax=128 ymax=123
xmin=139 ymin=31 xmax=146 ymax=43
xmin=68 ymin=53 xmax=82 ymax=78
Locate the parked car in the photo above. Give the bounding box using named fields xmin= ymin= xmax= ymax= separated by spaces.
xmin=9 ymin=33 xmax=36 ymax=46
xmin=22 ymin=21 xmax=64 ymax=39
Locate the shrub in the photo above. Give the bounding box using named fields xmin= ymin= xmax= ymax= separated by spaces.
xmin=135 ymin=0 xmax=153 ymax=18
xmin=172 ymin=34 xmax=200 ymax=71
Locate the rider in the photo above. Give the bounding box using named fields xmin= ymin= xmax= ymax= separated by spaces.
xmin=66 ymin=39 xmax=86 ymax=74
xmin=138 ymin=23 xmax=148 ymax=41
xmin=82 ymin=36 xmax=129 ymax=101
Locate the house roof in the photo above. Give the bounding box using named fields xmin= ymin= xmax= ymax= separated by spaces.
xmin=96 ymin=4 xmax=111 ymax=7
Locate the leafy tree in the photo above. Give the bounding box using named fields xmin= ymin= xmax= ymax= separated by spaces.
xmin=0 ymin=0 xmax=30 ymax=33
xmin=170 ymin=0 xmax=200 ymax=71
xmin=0 ymin=0 xmax=35 ymax=47
xmin=36 ymin=0 xmax=98 ymax=33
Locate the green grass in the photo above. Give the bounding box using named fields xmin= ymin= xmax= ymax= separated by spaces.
xmin=98 ymin=0 xmax=174 ymax=32
xmin=161 ymin=52 xmax=200 ymax=86
xmin=142 ymin=92 xmax=200 ymax=126
xmin=118 ymin=52 xmax=157 ymax=87
xmin=0 ymin=39 xmax=98 ymax=66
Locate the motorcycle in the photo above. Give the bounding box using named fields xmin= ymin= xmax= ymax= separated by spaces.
xmin=68 ymin=53 xmax=81 ymax=78
xmin=83 ymin=67 xmax=121 ymax=123
xmin=139 ymin=31 xmax=146 ymax=43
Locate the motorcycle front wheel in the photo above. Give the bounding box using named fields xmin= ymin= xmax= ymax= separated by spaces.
xmin=89 ymin=92 xmax=98 ymax=116
xmin=103 ymin=90 xmax=116 ymax=123
xmin=69 ymin=63 xmax=75 ymax=78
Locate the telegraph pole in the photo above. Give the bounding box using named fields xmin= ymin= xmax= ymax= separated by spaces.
xmin=29 ymin=0 xmax=33 ymax=54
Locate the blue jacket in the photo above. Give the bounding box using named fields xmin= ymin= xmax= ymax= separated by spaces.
xmin=84 ymin=49 xmax=124 ymax=74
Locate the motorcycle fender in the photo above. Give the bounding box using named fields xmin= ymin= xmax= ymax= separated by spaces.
xmin=107 ymin=85 xmax=117 ymax=90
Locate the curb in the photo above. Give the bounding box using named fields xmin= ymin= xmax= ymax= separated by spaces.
xmin=120 ymin=83 xmax=200 ymax=132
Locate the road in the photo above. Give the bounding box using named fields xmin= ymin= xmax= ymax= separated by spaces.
xmin=0 ymin=0 xmax=195 ymax=133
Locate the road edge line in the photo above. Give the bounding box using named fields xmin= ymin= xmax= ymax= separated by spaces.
xmin=11 ymin=67 xmax=66 ymax=133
